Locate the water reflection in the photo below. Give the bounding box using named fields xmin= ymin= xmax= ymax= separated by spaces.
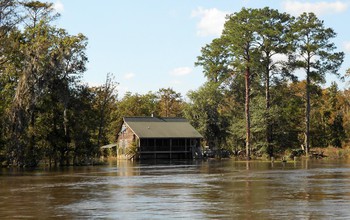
xmin=1 ymin=159 xmax=350 ymax=219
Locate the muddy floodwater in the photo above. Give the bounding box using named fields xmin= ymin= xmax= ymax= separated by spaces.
xmin=1 ymin=159 xmax=350 ymax=219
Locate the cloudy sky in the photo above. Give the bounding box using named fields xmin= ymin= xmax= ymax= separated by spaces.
xmin=48 ymin=0 xmax=350 ymax=98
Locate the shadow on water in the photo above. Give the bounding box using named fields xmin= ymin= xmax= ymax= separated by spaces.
xmin=1 ymin=159 xmax=350 ymax=219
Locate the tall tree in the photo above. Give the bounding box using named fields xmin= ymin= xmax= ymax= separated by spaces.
xmin=47 ymin=29 xmax=88 ymax=166
xmin=254 ymin=8 xmax=293 ymax=156
xmin=291 ymin=12 xmax=344 ymax=155
xmin=5 ymin=1 xmax=60 ymax=166
xmin=4 ymin=1 xmax=88 ymax=166
xmin=0 ymin=0 xmax=21 ymax=156
xmin=221 ymin=8 xmax=263 ymax=159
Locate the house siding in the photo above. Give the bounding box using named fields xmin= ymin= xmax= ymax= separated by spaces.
xmin=117 ymin=123 xmax=136 ymax=157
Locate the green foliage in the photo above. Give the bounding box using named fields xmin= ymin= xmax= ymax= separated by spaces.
xmin=195 ymin=8 xmax=297 ymax=157
xmin=291 ymin=13 xmax=344 ymax=82
xmin=92 ymin=73 xmax=119 ymax=147
xmin=114 ymin=92 xmax=158 ymax=130
xmin=126 ymin=140 xmax=139 ymax=157
xmin=185 ymin=82 xmax=230 ymax=150
xmin=0 ymin=1 xmax=92 ymax=167
xmin=195 ymin=38 xmax=231 ymax=83
xmin=1 ymin=3 xmax=349 ymax=166
xmin=271 ymin=82 xmax=304 ymax=150
xmin=193 ymin=7 xmax=346 ymax=158
xmin=156 ymin=88 xmax=184 ymax=117
xmin=290 ymin=12 xmax=344 ymax=154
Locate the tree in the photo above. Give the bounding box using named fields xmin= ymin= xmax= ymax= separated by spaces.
xmin=114 ymin=92 xmax=158 ymax=130
xmin=156 ymin=88 xmax=184 ymax=117
xmin=253 ymin=8 xmax=293 ymax=156
xmin=291 ymin=12 xmax=344 ymax=155
xmin=43 ymin=30 xmax=88 ymax=166
xmin=339 ymin=83 xmax=350 ymax=145
xmin=21 ymin=0 xmax=59 ymax=28
xmin=0 ymin=0 xmax=21 ymax=67
xmin=195 ymin=38 xmax=230 ymax=83
xmin=321 ymin=82 xmax=345 ymax=148
xmin=93 ymin=73 xmax=118 ymax=148
xmin=1 ymin=1 xmax=88 ymax=166
xmin=69 ymin=85 xmax=99 ymax=165
xmin=0 ymin=0 xmax=22 ymax=158
xmin=221 ymin=8 xmax=268 ymax=159
xmin=196 ymin=8 xmax=296 ymax=158
xmin=185 ymin=82 xmax=230 ymax=150
xmin=0 ymin=0 xmax=22 ymax=116
xmin=272 ymin=82 xmax=304 ymax=151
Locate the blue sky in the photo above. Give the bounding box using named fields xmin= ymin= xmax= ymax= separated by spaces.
xmin=48 ymin=0 xmax=350 ymax=98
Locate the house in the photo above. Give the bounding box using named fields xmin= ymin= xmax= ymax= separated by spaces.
xmin=117 ymin=117 xmax=203 ymax=160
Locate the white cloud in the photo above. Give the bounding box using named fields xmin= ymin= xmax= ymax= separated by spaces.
xmin=282 ymin=0 xmax=348 ymax=16
xmin=52 ymin=0 xmax=64 ymax=13
xmin=344 ymin=41 xmax=350 ymax=52
xmin=191 ymin=7 xmax=228 ymax=37
xmin=124 ymin=72 xmax=135 ymax=80
xmin=170 ymin=67 xmax=193 ymax=76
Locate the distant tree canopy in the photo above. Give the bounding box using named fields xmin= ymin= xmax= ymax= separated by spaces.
xmin=0 ymin=3 xmax=349 ymax=167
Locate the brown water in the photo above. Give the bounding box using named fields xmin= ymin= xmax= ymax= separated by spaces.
xmin=1 ymin=159 xmax=350 ymax=219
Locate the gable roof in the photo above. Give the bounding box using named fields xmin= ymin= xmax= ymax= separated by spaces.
xmin=123 ymin=117 xmax=202 ymax=138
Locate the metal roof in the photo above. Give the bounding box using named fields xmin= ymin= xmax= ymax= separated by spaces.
xmin=124 ymin=117 xmax=203 ymax=138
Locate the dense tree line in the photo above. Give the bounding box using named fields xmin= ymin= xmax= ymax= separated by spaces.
xmin=0 ymin=1 xmax=185 ymax=167
xmin=0 ymin=1 xmax=119 ymax=167
xmin=190 ymin=8 xmax=345 ymax=159
xmin=1 ymin=2 xmax=349 ymax=166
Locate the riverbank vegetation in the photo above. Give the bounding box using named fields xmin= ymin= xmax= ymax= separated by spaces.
xmin=1 ymin=1 xmax=350 ymax=167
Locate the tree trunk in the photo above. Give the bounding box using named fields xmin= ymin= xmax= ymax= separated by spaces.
xmin=305 ymin=73 xmax=310 ymax=156
xmin=97 ymin=91 xmax=108 ymax=148
xmin=245 ymin=66 xmax=251 ymax=160
xmin=63 ymin=106 xmax=70 ymax=166
xmin=28 ymin=109 xmax=37 ymax=167
xmin=97 ymin=108 xmax=104 ymax=148
xmin=265 ymin=69 xmax=272 ymax=157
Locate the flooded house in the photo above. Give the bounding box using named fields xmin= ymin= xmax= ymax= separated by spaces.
xmin=117 ymin=117 xmax=203 ymax=160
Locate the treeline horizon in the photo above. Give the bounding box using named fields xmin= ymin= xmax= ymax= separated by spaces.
xmin=1 ymin=1 xmax=350 ymax=167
